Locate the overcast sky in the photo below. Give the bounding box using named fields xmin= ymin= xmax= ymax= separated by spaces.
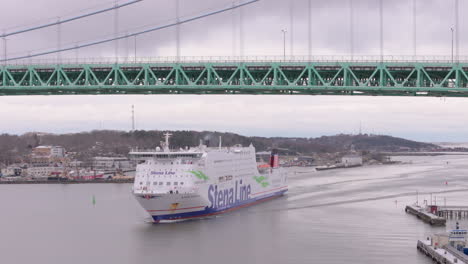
xmin=0 ymin=0 xmax=467 ymax=142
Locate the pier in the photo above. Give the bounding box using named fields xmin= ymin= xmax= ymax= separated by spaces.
xmin=417 ymin=239 xmax=467 ymax=264
xmin=405 ymin=205 xmax=446 ymax=226
xmin=436 ymin=206 xmax=468 ymax=220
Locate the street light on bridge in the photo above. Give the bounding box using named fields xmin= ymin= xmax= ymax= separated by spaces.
xmin=2 ymin=34 xmax=7 ymax=66
xmin=451 ymin=27 xmax=454 ymax=64
xmin=281 ymin=29 xmax=287 ymax=61
xmin=134 ymin=35 xmax=137 ymax=64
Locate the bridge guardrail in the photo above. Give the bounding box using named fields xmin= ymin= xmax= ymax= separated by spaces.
xmin=3 ymin=55 xmax=468 ymax=66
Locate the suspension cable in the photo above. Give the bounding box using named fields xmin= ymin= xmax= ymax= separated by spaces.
xmin=1 ymin=0 xmax=259 ymax=62
xmin=0 ymin=0 xmax=143 ymax=38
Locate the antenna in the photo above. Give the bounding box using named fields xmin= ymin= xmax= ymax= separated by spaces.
xmin=131 ymin=105 xmax=135 ymax=131
xmin=163 ymin=132 xmax=173 ymax=151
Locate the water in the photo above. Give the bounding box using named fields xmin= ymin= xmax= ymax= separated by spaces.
xmin=2 ymin=155 xmax=468 ymax=264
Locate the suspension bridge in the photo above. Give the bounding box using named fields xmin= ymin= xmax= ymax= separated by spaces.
xmin=0 ymin=0 xmax=466 ymax=97
xmin=2 ymin=57 xmax=468 ymax=97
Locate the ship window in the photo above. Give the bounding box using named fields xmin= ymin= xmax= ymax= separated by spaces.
xmin=153 ymin=182 xmax=157 ymax=185
xmin=174 ymin=182 xmax=178 ymax=185
xmin=180 ymin=182 xmax=184 ymax=185
xmin=159 ymin=182 xmax=163 ymax=185
xmin=139 ymin=182 xmax=143 ymax=185
xmin=166 ymin=182 xmax=171 ymax=186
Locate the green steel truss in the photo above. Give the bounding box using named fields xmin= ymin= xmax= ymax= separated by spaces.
xmin=1 ymin=61 xmax=468 ymax=97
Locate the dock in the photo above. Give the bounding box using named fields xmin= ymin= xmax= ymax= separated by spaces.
xmin=417 ymin=239 xmax=467 ymax=264
xmin=436 ymin=206 xmax=468 ymax=219
xmin=405 ymin=205 xmax=446 ymax=226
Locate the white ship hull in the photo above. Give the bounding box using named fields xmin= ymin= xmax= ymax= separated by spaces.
xmin=135 ymin=175 xmax=287 ymax=222
xmin=131 ymin=140 xmax=288 ymax=223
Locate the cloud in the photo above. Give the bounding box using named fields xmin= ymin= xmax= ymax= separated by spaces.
xmin=1 ymin=94 xmax=467 ymax=142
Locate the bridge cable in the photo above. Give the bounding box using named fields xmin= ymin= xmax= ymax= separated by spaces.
xmin=455 ymin=0 xmax=459 ymax=63
xmin=308 ymin=0 xmax=312 ymax=60
xmin=239 ymin=2 xmax=245 ymax=57
xmin=289 ymin=1 xmax=294 ymax=57
xmin=57 ymin=17 xmax=62 ymax=63
xmin=115 ymin=1 xmax=120 ymax=61
xmin=176 ymin=0 xmax=181 ymax=61
xmin=349 ymin=0 xmax=354 ymax=61
xmin=413 ymin=0 xmax=417 ymax=57
xmin=0 ymin=0 xmax=259 ymax=62
xmin=0 ymin=0 xmax=143 ymax=38
xmin=379 ymin=0 xmax=383 ymax=62
xmin=232 ymin=1 xmax=237 ymax=57
xmin=2 ymin=38 xmax=6 ymax=65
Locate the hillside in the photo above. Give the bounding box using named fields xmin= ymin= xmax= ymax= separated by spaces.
xmin=0 ymin=130 xmax=440 ymax=164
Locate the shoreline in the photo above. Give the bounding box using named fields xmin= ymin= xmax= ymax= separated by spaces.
xmin=0 ymin=179 xmax=133 ymax=185
xmin=382 ymin=151 xmax=468 ymax=156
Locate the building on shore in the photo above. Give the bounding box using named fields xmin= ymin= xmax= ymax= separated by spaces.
xmin=27 ymin=166 xmax=65 ymax=178
xmin=32 ymin=146 xmax=66 ymax=158
xmin=341 ymin=154 xmax=363 ymax=167
xmin=1 ymin=166 xmax=23 ymax=177
xmin=28 ymin=146 xmax=68 ymax=178
xmin=31 ymin=146 xmax=67 ymax=166
xmin=93 ymin=157 xmax=133 ymax=170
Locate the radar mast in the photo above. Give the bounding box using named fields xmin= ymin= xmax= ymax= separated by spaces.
xmin=163 ymin=132 xmax=172 ymax=152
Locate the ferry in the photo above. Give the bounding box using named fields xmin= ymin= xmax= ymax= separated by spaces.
xmin=449 ymin=222 xmax=468 ymax=254
xmin=130 ymin=133 xmax=288 ymax=223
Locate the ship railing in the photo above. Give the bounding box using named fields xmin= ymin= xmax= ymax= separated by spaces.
xmin=129 ymin=148 xmax=199 ymax=153
xmin=130 ymin=148 xmax=160 ymax=153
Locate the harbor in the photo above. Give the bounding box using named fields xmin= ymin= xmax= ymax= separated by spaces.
xmin=0 ymin=145 xmax=136 ymax=183
xmin=2 ymin=152 xmax=468 ymax=263
xmin=4 ymin=154 xmax=468 ymax=264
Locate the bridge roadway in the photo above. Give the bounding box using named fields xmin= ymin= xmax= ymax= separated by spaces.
xmin=2 ymin=58 xmax=468 ymax=97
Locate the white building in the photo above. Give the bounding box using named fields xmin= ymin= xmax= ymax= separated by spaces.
xmin=68 ymin=160 xmax=83 ymax=167
xmin=27 ymin=166 xmax=64 ymax=178
xmin=33 ymin=146 xmax=66 ymax=158
xmin=93 ymin=157 xmax=132 ymax=170
xmin=1 ymin=166 xmax=22 ymax=177
xmin=50 ymin=146 xmax=65 ymax=157
xmin=341 ymin=154 xmax=363 ymax=167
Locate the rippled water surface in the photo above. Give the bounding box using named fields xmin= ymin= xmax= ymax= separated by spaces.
xmin=2 ymin=155 xmax=468 ymax=264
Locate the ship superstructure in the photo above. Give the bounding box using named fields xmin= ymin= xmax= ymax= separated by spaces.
xmin=131 ymin=133 xmax=288 ymax=223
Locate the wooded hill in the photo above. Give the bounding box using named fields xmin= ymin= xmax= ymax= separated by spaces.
xmin=0 ymin=130 xmax=439 ymax=164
